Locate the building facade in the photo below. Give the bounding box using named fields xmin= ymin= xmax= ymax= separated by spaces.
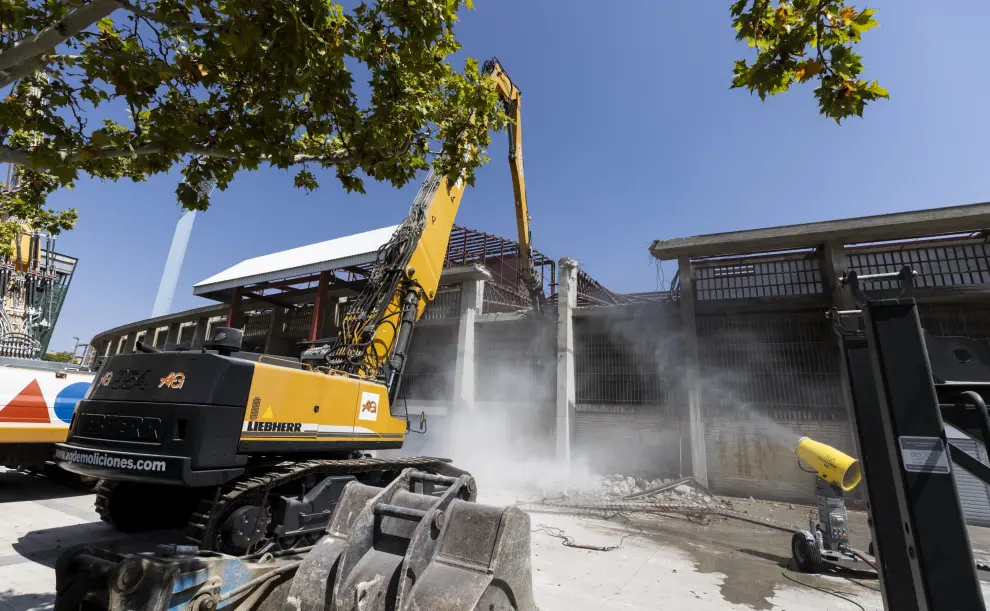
xmin=86 ymin=204 xmax=990 ymax=523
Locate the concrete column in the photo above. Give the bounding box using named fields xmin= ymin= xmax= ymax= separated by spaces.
xmin=264 ymin=307 xmax=291 ymax=355
xmin=190 ymin=317 xmax=211 ymax=349
xmin=163 ymin=322 xmax=182 ymax=351
xmin=142 ymin=327 xmax=158 ymax=349
xmin=309 ymin=271 xmax=331 ymax=342
xmin=555 ymin=258 xmax=578 ymax=463
xmin=452 ymin=278 xmax=485 ymax=404
xmin=678 ymin=255 xmax=708 ymax=487
xmin=228 ymin=287 xmax=242 ymax=329
xmin=821 ymin=240 xmax=855 ymax=310
xmin=821 ymin=241 xmax=865 ymax=500
xmin=123 ymin=333 xmax=140 ymax=354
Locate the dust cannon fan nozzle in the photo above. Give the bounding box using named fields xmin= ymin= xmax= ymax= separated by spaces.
xmin=794 ymin=436 xmax=862 ymax=491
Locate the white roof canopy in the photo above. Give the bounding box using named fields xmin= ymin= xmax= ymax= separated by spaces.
xmin=193 ymin=225 xmax=399 ymax=297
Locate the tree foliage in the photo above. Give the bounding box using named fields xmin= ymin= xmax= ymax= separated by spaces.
xmin=730 ymin=1 xmax=887 ymax=122
xmin=0 ymin=0 xmax=505 ymax=254
xmin=43 ymin=350 xmax=74 ymax=362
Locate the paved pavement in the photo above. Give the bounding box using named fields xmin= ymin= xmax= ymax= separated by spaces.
xmin=0 ymin=467 xmax=986 ymax=611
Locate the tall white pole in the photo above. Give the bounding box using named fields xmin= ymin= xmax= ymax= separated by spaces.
xmin=151 ymin=208 xmax=196 ymax=318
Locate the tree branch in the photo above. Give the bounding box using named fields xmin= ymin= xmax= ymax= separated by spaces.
xmin=0 ymin=0 xmax=119 ymax=77
xmin=114 ymin=0 xmax=225 ymax=32
xmin=0 ymin=0 xmax=222 ymax=90
xmin=0 ymin=144 xmax=345 ymax=169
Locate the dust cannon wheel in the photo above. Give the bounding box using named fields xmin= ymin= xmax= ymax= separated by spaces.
xmin=791 ymin=530 xmax=825 ymax=573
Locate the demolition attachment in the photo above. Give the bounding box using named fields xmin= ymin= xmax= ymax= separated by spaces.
xmin=53 ymin=468 xmax=538 ymax=611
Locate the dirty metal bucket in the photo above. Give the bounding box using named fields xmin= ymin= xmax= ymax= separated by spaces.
xmin=53 ymin=468 xmax=538 ymax=611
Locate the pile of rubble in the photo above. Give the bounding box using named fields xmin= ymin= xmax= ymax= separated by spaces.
xmin=522 ymin=474 xmax=730 ymax=514
xmin=594 ymin=474 xmax=727 ymax=510
xmin=516 ymin=475 xmax=795 ymax=533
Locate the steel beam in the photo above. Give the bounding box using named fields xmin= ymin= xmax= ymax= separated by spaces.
xmin=855 ymin=270 xmax=984 ymax=610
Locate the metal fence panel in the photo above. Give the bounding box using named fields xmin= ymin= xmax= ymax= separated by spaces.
xmin=474 ymin=320 xmax=554 ymax=402
xmin=423 ymin=287 xmax=461 ymax=320
xmin=694 ymin=256 xmax=823 ymax=301
xmin=243 ymin=310 xmax=272 ymax=338
xmin=919 ymin=303 xmax=990 ymax=353
xmin=848 ymin=241 xmax=990 ymax=291
xmin=574 ymin=309 xmax=682 ymax=407
xmin=696 ymin=311 xmax=845 ymax=419
xmin=403 ymin=324 xmax=458 ymax=401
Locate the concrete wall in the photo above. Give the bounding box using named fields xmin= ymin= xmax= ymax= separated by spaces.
xmin=85 ymin=233 xmax=990 ymax=508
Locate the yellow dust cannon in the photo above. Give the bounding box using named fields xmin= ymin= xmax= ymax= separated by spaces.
xmin=794 ymin=436 xmax=862 ymax=492
xmin=791 ymin=436 xmax=870 ymax=574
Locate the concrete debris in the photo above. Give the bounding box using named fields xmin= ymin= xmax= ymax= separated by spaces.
xmin=594 ymin=474 xmax=721 ymax=508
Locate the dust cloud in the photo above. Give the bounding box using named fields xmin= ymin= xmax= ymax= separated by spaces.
xmin=580 ymin=305 xmax=803 ymax=457
xmin=404 ymin=318 xmax=600 ymax=502
xmin=401 ymin=302 xmax=808 ymax=500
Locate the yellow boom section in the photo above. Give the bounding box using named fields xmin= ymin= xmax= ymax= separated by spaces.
xmin=358 ymin=59 xmax=536 ymax=373
xmin=487 ymin=60 xmax=536 ymax=298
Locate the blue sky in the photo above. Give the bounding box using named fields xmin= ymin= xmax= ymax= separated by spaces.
xmin=45 ymin=1 xmax=990 ymax=351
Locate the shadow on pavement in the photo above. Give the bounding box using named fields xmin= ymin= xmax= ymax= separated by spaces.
xmin=735 ymin=547 xmax=792 ymax=569
xmin=0 ymin=590 xmax=55 ymax=611
xmin=12 ymin=522 xmax=182 ymax=569
xmin=0 ymin=469 xmax=94 ymax=504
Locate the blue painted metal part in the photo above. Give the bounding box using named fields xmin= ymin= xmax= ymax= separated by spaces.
xmin=53 ymin=543 xmax=298 ymax=611
xmin=165 ymin=554 xmax=264 ymax=611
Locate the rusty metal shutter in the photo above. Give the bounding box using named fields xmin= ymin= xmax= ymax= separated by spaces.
xmin=574 ymin=410 xmax=683 ymax=479
xmin=947 ymin=437 xmax=990 ymax=527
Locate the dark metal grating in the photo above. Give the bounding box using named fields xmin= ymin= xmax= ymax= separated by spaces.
xmin=696 ymin=311 xmax=845 ymax=419
xmin=848 ymin=240 xmax=990 ymax=291
xmin=474 ymin=320 xmax=554 ymax=402
xmin=285 ymin=306 xmax=314 ymax=335
xmin=919 ymin=304 xmax=990 ymax=355
xmin=423 ymin=287 xmax=461 ymax=320
xmin=243 ymin=311 xmax=273 ymax=338
xmin=403 ymin=325 xmax=457 ymax=401
xmin=694 ymin=256 xmax=823 ymax=301
xmin=574 ymin=311 xmax=682 ymax=406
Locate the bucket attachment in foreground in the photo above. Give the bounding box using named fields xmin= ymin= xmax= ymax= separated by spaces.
xmin=53 ymin=468 xmax=538 ymax=611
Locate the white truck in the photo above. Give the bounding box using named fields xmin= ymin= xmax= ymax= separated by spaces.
xmin=0 ymin=357 xmax=95 ymax=470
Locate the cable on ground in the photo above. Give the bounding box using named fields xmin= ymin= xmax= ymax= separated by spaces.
xmin=532 ymin=524 xmax=631 ymax=552
xmin=781 ymin=559 xmax=866 ymax=611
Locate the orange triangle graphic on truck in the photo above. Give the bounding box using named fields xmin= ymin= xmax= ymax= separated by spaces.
xmin=0 ymin=380 xmax=50 ymax=423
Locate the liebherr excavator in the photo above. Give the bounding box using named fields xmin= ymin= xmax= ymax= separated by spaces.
xmin=53 ymin=58 xmax=541 ymax=564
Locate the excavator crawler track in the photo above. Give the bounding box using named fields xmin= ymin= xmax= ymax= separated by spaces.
xmin=184 ymin=455 xmax=454 ymax=554
xmin=94 ymin=479 xmax=204 ymax=532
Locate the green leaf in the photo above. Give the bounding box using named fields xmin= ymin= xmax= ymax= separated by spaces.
xmin=96 ymin=17 xmax=116 ymax=36
xmin=729 ymin=1 xmax=886 ymax=121
xmin=293 ymin=169 xmax=319 ymax=192
xmin=0 ymin=0 xmax=502 ymax=232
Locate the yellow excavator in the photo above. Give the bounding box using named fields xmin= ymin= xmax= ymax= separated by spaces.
xmin=53 ymin=58 xmax=542 ymax=558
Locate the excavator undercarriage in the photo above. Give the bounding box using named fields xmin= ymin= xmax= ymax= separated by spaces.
xmin=92 ymin=456 xmax=459 ymax=556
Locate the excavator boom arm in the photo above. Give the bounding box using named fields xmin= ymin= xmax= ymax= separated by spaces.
xmin=314 ymin=58 xmax=541 ymax=400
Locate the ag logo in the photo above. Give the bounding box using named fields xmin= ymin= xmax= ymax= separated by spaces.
xmin=359 ymin=392 xmax=380 ymax=422
xmin=99 ymin=372 xmax=113 ymax=387
xmin=158 ymin=372 xmax=186 ymax=390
